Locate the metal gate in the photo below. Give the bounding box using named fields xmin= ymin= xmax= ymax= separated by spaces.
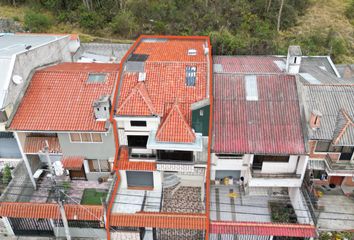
xmin=8 ymin=217 xmax=54 ymax=236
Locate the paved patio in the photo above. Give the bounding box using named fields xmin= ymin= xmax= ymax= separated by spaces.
xmin=317 ymin=191 xmax=354 ymax=231
xmin=210 ymin=185 xmax=271 ymax=222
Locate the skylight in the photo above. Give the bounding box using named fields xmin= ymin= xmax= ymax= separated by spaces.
xmin=186 ymin=66 xmax=197 ymax=86
xmin=87 ymin=73 xmax=106 ymax=83
xmin=245 ymin=75 xmax=258 ymax=101
xmin=188 ymin=49 xmax=197 ymax=56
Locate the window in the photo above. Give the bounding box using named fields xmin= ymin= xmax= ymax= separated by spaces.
xmin=87 ymin=73 xmax=106 ymax=83
xmin=127 ymin=135 xmax=148 ymax=148
xmin=70 ymin=133 xmax=103 ymax=143
xmin=186 ymin=66 xmax=197 ymax=86
xmin=339 ymin=147 xmax=354 ymax=161
xmin=315 ymin=141 xmax=331 ymax=152
xmin=88 ymin=159 xmax=110 ymax=172
xmin=130 ymin=121 xmax=147 ymax=127
xmin=157 ymin=150 xmax=193 ymax=162
xmin=200 ymin=110 xmax=204 ymax=116
xmin=245 ymin=75 xmax=258 ymax=101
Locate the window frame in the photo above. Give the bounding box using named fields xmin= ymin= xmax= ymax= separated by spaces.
xmin=69 ymin=132 xmax=103 ymax=143
xmin=87 ymin=159 xmax=110 ymax=172
xmin=130 ymin=121 xmax=147 ymax=127
xmin=186 ymin=66 xmax=197 ymax=86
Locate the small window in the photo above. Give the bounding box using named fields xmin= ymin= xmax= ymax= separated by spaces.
xmin=315 ymin=141 xmax=331 ymax=152
xmin=130 ymin=121 xmax=147 ymax=127
xmin=70 ymin=133 xmax=81 ymax=142
xmin=200 ymin=110 xmax=204 ymax=116
xmin=188 ymin=49 xmax=197 ymax=56
xmin=88 ymin=159 xmax=100 ymax=172
xmin=87 ymin=73 xmax=106 ymax=83
xmin=81 ymin=133 xmax=92 ymax=142
xmin=186 ymin=66 xmax=197 ymax=86
xmin=88 ymin=159 xmax=110 ymax=172
xmin=92 ymin=133 xmax=102 ymax=142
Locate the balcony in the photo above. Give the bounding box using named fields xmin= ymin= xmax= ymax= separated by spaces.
xmin=24 ymin=136 xmax=62 ymax=154
xmin=324 ymin=154 xmax=354 ymax=173
xmin=251 ymin=168 xmax=301 ymax=179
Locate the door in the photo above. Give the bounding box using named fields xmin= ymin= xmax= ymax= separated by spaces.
xmin=329 ymin=176 xmax=344 ymax=186
xmin=126 ymin=171 xmax=154 ymax=188
xmin=69 ymin=166 xmax=86 ymax=180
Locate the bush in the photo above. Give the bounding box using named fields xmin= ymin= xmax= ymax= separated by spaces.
xmin=24 ymin=11 xmax=52 ymax=33
xmin=110 ymin=10 xmax=139 ymax=38
xmin=78 ymin=7 xmax=104 ymax=31
xmin=2 ymin=165 xmax=12 ymax=185
xmin=345 ymin=0 xmax=354 ymax=20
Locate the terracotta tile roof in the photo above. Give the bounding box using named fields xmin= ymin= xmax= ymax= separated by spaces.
xmin=61 ymin=156 xmax=84 ymax=170
xmin=117 ymin=82 xmax=156 ymax=116
xmin=10 ymin=63 xmax=118 ymax=132
xmin=116 ymin=37 xmax=209 ymax=118
xmin=0 ymin=202 xmax=103 ymax=221
xmin=0 ymin=202 xmax=59 ymax=219
xmin=156 ymin=102 xmax=195 ymax=143
xmin=24 ymin=137 xmax=61 ymax=154
xmin=213 ymin=56 xmax=283 ymax=73
xmin=213 ymin=73 xmax=306 ymax=155
xmin=110 ymin=212 xmax=206 ymax=230
xmin=210 ymin=221 xmax=317 ymax=238
xmin=113 ymin=146 xmax=156 ymax=171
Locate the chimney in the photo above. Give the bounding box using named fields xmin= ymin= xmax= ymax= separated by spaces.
xmin=342 ymin=65 xmax=353 ymax=80
xmin=286 ymin=45 xmax=302 ymax=74
xmin=93 ymin=95 xmax=111 ymax=121
xmin=309 ymin=110 xmax=322 ymax=130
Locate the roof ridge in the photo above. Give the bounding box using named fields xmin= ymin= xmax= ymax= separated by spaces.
xmin=332 ymin=109 xmax=353 ymax=145
xmin=155 ymin=101 xmax=195 ymax=143
xmin=117 ymin=82 xmax=156 ymax=115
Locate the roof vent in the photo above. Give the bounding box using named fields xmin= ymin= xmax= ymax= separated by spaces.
xmin=245 ymin=75 xmax=258 ymax=101
xmin=188 ymin=49 xmax=197 ymax=56
xmin=203 ymin=43 xmax=209 ymax=55
xmin=138 ymin=72 xmax=146 ymax=82
xmin=12 ymin=75 xmax=23 ymax=85
xmin=87 ymin=73 xmax=106 ymax=83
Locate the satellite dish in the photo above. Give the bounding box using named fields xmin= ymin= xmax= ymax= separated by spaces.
xmin=53 ymin=161 xmax=64 ymax=176
xmin=12 ymin=75 xmax=23 ymax=85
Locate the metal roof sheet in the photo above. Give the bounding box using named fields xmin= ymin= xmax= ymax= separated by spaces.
xmin=213 ymin=73 xmax=306 ymax=154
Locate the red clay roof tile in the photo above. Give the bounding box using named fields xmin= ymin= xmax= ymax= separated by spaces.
xmin=24 ymin=137 xmax=61 ymax=154
xmin=10 ymin=63 xmax=118 ymax=132
xmin=156 ymin=102 xmax=195 ymax=143
xmin=61 ymin=156 xmax=84 ymax=170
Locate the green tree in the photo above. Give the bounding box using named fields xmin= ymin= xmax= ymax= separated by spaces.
xmin=110 ymin=10 xmax=139 ymax=38
xmin=2 ymin=165 xmax=12 ymax=185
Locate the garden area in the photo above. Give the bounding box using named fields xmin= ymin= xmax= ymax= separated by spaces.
xmin=80 ymin=188 xmax=108 ymax=205
xmin=269 ymin=201 xmax=297 ymax=223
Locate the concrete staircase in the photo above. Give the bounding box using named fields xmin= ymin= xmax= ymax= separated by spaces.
xmin=162 ymin=173 xmax=180 ymax=189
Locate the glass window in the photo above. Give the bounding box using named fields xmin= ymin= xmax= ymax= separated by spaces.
xmin=186 ymin=66 xmax=197 ymax=86
xmin=88 ymin=159 xmax=100 ymax=172
xmin=315 ymin=141 xmax=331 ymax=152
xmin=70 ymin=133 xmax=81 ymax=142
xmin=87 ymin=73 xmax=106 ymax=83
xmin=81 ymin=133 xmax=92 ymax=142
xmin=92 ymin=133 xmax=102 ymax=142
xmin=99 ymin=160 xmax=110 ymax=172
xmin=130 ymin=121 xmax=147 ymax=127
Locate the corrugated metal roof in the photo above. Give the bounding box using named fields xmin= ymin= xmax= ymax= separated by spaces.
xmin=213 ymin=73 xmax=306 ymax=154
xmin=300 ymin=84 xmax=354 ymax=143
xmin=210 ymin=221 xmax=317 ymax=237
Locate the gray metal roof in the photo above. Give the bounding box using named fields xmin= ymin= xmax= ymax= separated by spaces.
xmin=300 ymin=57 xmax=338 ymax=77
xmin=300 ymin=83 xmax=354 ymax=144
xmin=332 ymin=110 xmax=354 ymax=146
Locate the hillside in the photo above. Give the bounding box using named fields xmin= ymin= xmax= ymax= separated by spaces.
xmin=0 ymin=0 xmax=353 ymax=63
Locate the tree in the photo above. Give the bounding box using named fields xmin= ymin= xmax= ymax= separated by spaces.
xmin=277 ymin=0 xmax=284 ymax=32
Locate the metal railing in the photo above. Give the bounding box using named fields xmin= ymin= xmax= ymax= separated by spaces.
xmin=324 ymin=154 xmax=354 ymax=172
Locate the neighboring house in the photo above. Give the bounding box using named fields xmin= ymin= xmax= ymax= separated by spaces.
xmin=1 ymin=62 xmax=118 ymax=239
xmin=210 ymin=47 xmax=316 ymax=239
xmin=0 ymin=33 xmax=75 ymax=186
xmin=108 ymin=35 xmax=212 ymax=240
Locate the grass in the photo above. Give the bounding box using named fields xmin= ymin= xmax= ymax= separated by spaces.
xmin=80 ymin=188 xmax=108 ymax=205
xmin=269 ymin=201 xmax=297 ymax=223
xmin=279 ymin=0 xmax=354 ymax=63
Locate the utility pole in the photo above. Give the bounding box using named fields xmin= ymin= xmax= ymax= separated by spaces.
xmin=58 ymin=194 xmax=71 ymax=240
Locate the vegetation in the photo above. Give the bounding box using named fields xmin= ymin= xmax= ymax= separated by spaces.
xmin=2 ymin=165 xmax=12 ymax=185
xmin=319 ymin=231 xmax=354 ymax=240
xmin=0 ymin=0 xmax=353 ymax=63
xmin=80 ymin=188 xmax=108 ymax=205
xmin=269 ymin=201 xmax=297 ymax=223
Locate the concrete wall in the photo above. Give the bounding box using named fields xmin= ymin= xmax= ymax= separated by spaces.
xmin=261 ymin=155 xmax=299 ymax=174
xmin=83 ymin=159 xmax=111 ymax=181
xmin=54 ymin=227 xmax=106 ymax=239
xmin=58 ymin=130 xmax=115 ymax=160
xmin=116 ymin=116 xmax=160 ymax=132
xmin=4 ymin=36 xmax=72 ymax=111
xmin=289 ymin=187 xmax=312 ymax=224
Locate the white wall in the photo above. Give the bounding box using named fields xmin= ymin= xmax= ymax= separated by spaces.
xmin=116 ymin=116 xmax=160 ymax=132
xmin=248 ymin=177 xmax=303 ymax=187
xmin=289 ymin=187 xmax=312 ymax=224
xmin=261 ymin=155 xmax=299 ymax=174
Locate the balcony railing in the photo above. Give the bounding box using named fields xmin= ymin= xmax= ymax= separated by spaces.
xmin=324 ymin=154 xmax=354 ymax=172
xmin=250 ymin=166 xmax=301 ymax=178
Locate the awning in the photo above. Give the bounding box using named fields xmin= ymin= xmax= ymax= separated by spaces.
xmin=61 ymin=156 xmax=84 ymax=170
